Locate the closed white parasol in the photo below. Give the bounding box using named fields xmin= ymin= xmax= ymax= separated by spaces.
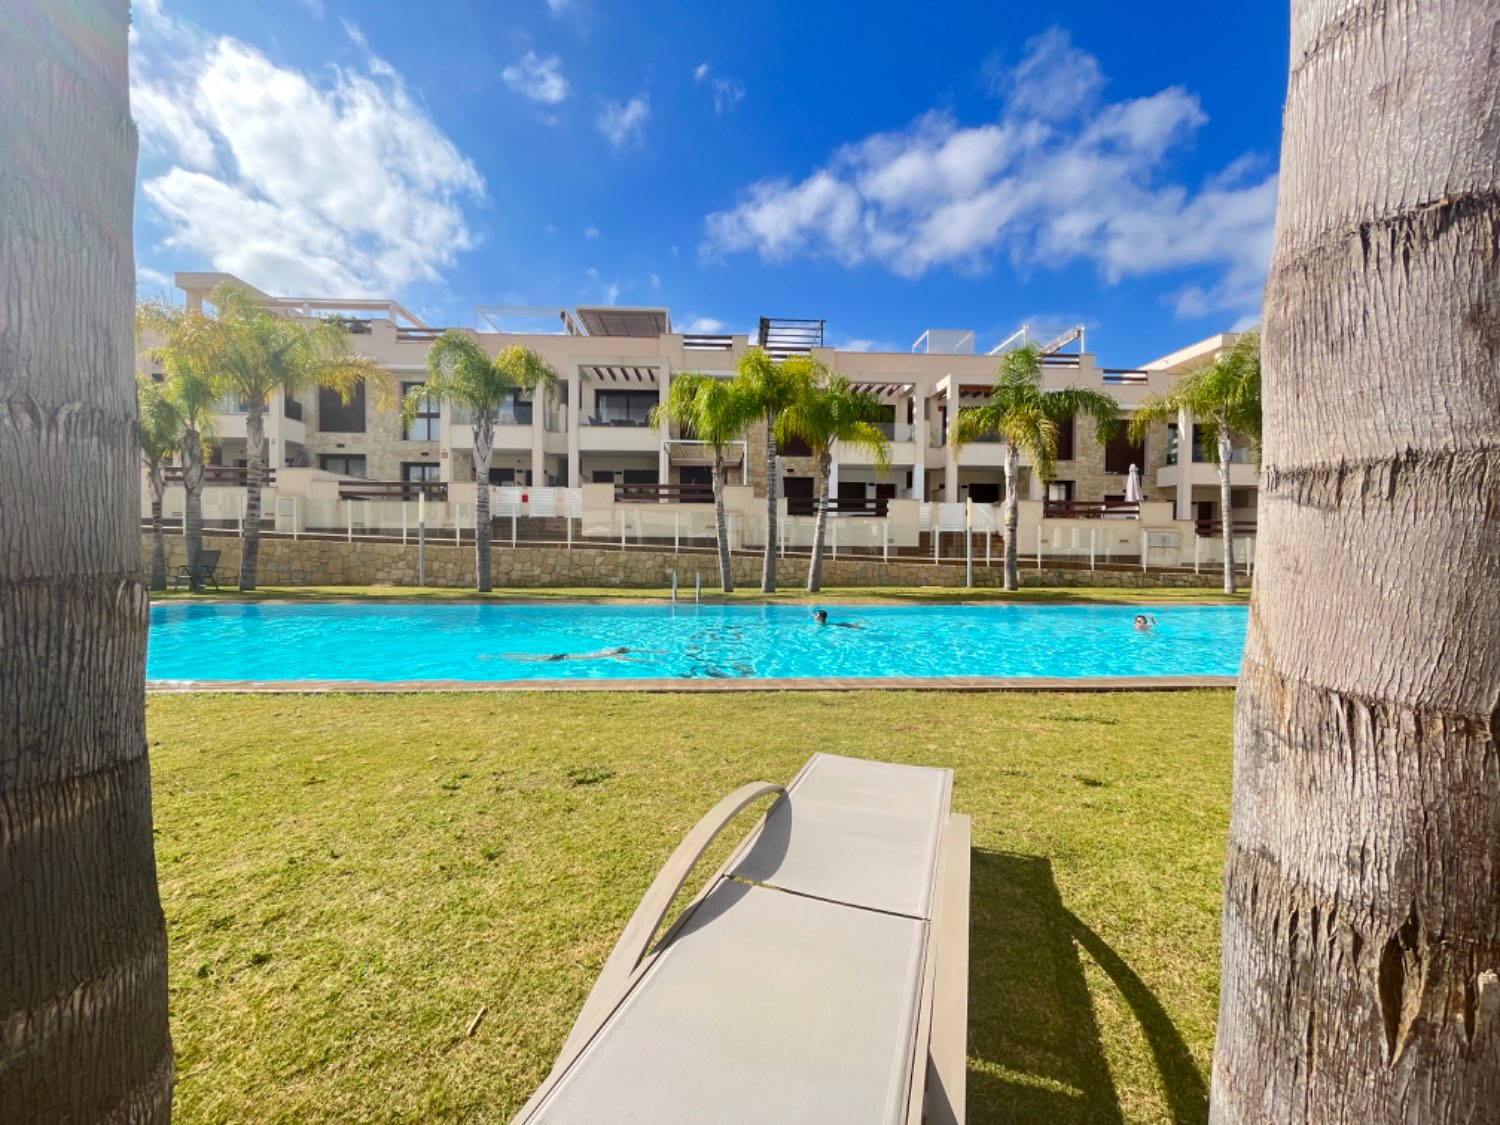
xmin=1125 ymin=463 xmax=1144 ymax=503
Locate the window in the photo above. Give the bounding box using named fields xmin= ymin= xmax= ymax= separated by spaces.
xmin=595 ymin=390 xmax=655 ymax=426
xmin=1191 ymin=424 xmax=1209 ymax=463
xmin=1054 ymin=415 xmax=1075 ymax=461
xmin=592 ymin=470 xmax=615 ymax=483
xmin=500 ymin=392 xmax=533 ymax=426
xmin=319 ymin=454 xmax=366 ymax=478
xmin=401 ymin=462 xmax=440 ymax=483
xmin=1166 ymin=422 xmax=1180 ymax=465
xmin=401 ymin=382 xmax=440 ymax=441
xmin=968 ymin=482 xmax=1002 ymax=504
xmin=679 ymin=466 xmax=712 ymax=486
xmin=318 ymin=384 xmax=366 ymax=433
xmin=488 ymin=467 xmax=533 ymax=485
xmin=781 ymin=434 xmax=813 ymax=457
xmin=1103 ymin=431 xmax=1145 ymax=475
xmin=1230 ymin=489 xmax=1254 ymax=509
xmin=622 ymin=468 xmax=659 ymax=484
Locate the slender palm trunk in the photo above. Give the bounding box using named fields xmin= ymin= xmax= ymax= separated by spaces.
xmin=807 ymin=448 xmax=832 ymax=593
xmin=0 ymin=1 xmax=173 ymax=1118
xmin=148 ymin=465 xmax=166 ymax=592
xmin=1217 ymin=425 xmax=1236 ymax=595
xmin=1002 ymin=445 xmax=1020 ymax=591
xmin=761 ymin=413 xmax=778 ymax=592
xmin=182 ymin=422 xmax=205 ymax=589
xmin=1212 ymin=2 xmax=1500 ymax=1121
xmin=473 ymin=415 xmax=494 ymax=593
xmin=712 ymin=453 xmax=733 ymax=593
xmin=240 ymin=398 xmax=266 ymax=591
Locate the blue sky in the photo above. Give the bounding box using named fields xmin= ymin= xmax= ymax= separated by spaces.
xmin=129 ymin=0 xmax=1288 ymax=366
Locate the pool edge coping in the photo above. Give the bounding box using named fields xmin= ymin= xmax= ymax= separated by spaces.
xmin=147 ymin=675 xmax=1238 ymax=694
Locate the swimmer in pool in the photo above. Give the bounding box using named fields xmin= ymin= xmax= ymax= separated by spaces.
xmin=1134 ymin=614 xmax=1157 ymax=633
xmin=814 ymin=609 xmax=863 ymax=629
xmin=485 ymin=646 xmax=658 ymax=663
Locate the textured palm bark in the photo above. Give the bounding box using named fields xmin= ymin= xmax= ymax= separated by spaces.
xmin=147 ymin=466 xmax=166 ymax=592
xmin=473 ymin=413 xmax=494 ymax=593
xmin=1217 ymin=425 xmax=1237 ymax=595
xmin=761 ymin=414 xmax=778 ymax=592
xmin=0 ymin=2 xmax=173 ymax=1120
xmin=712 ymin=455 xmax=734 ymax=593
xmin=1211 ymin=2 xmax=1500 ymax=1121
xmin=1002 ymin=445 xmax=1020 ymax=591
xmin=181 ymin=424 xmax=205 ymax=587
xmin=239 ymin=398 xmax=266 ymax=591
xmin=807 ymin=449 xmax=832 ymax=593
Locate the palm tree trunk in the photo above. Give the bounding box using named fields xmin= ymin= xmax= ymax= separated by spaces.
xmin=1217 ymin=425 xmax=1236 ymax=595
xmin=473 ymin=415 xmax=494 ymax=593
xmin=0 ymin=1 xmax=173 ymax=1119
xmin=761 ymin=413 xmax=778 ymax=592
xmin=1003 ymin=445 xmax=1020 ymax=591
xmin=808 ymin=449 xmax=831 ymax=593
xmin=182 ymin=423 xmax=205 ymax=589
xmin=1212 ymin=2 xmax=1500 ymax=1121
xmin=240 ymin=398 xmax=266 ymax=591
xmin=148 ymin=466 xmax=166 ymax=592
xmin=712 ymin=453 xmax=733 ymax=593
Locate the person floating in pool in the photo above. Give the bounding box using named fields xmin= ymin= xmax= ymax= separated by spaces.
xmin=1134 ymin=614 xmax=1157 ymax=633
xmin=814 ymin=609 xmax=863 ymax=629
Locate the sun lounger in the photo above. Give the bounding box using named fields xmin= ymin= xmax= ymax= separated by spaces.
xmin=513 ymin=752 xmax=971 ymax=1124
xmin=172 ymin=548 xmax=221 ymax=590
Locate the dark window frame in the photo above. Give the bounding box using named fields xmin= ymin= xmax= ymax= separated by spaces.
xmin=401 ymin=382 xmax=440 ymax=442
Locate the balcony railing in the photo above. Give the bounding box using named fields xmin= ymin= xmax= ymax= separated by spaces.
xmin=162 ymin=465 xmax=276 ymax=487
xmin=1043 ymin=500 xmax=1139 ymax=520
xmin=1191 ymin=445 xmax=1253 ymax=464
xmin=869 ymin=422 xmax=915 ymax=442
xmin=615 ymin=483 xmax=714 ymax=504
xmin=585 ymin=415 xmax=652 ymax=427
xmin=338 ymin=480 xmax=448 ymax=502
xmin=1101 ymin=369 xmax=1149 ymax=384
xmin=786 ymin=496 xmax=890 ymax=518
xmin=682 ymin=333 xmax=735 ymax=351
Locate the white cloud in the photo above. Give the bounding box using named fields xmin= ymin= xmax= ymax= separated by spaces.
xmin=836 ymin=338 xmax=900 ymax=353
xmin=711 ymin=78 xmax=745 ymax=114
xmin=703 ymin=27 xmax=1275 ymax=318
xmin=583 ymin=225 xmax=599 ymax=238
xmin=680 ymin=316 xmax=726 ymax=333
xmin=649 ymin=272 xmax=660 ymax=289
xmin=983 ymin=28 xmax=1103 ymax=120
xmin=298 ymin=0 xmax=325 ymax=18
xmin=502 ymin=51 xmax=569 ymax=104
xmin=130 ymin=5 xmax=485 ymax=296
xmin=603 ymin=282 xmax=621 ymax=304
xmin=136 ymin=266 xmax=172 ymax=290
xmin=547 ymin=0 xmax=572 ymax=13
xmin=694 ymin=62 xmax=711 ymax=83
xmin=597 ymin=94 xmax=650 ymax=151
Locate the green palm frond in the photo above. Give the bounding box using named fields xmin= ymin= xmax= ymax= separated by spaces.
xmin=1125 ymin=331 xmax=1261 ymax=459
xmin=649 ymin=371 xmax=753 ymax=452
xmin=779 ymin=373 xmax=893 ymax=471
xmin=411 ymin=332 xmax=561 ymax=431
xmin=136 ymin=373 xmax=185 ymax=464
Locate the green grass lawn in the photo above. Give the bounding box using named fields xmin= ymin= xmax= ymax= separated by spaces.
xmin=149 ymin=691 xmax=1234 ymax=1124
xmin=152 ymin=582 xmax=1247 ymax=606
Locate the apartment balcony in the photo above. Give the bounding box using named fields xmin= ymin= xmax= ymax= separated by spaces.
xmin=953 ymin=437 xmax=1009 ymax=468
xmin=665 ymin=439 xmax=746 ymax=467
xmin=835 ymin=423 xmax=917 ymax=466
xmin=1156 ymin=459 xmax=1258 ymax=489
xmin=445 ymin=418 xmax=536 ymax=453
xmin=579 ymin=416 xmax=659 ymax=452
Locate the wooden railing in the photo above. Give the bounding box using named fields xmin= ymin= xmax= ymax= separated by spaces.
xmin=338 ymin=480 xmax=448 ymax=502
xmin=1101 ymin=368 xmax=1149 ymax=384
xmin=1195 ymin=520 xmax=1258 ymax=538
xmin=162 ymin=466 xmax=276 ymax=487
xmin=614 ymin=483 xmax=715 ymax=504
xmin=1043 ymin=500 xmax=1139 ymax=519
xmin=395 ymin=326 xmax=444 ymax=342
xmin=786 ymin=496 xmax=890 ymax=518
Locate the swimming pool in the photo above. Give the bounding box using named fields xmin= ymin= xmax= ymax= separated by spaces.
xmin=147 ymin=602 xmax=1248 ymax=684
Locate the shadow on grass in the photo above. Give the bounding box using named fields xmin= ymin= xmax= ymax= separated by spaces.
xmin=967 ymin=850 xmax=1208 ymax=1124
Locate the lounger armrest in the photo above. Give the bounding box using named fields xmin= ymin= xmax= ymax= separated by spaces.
xmin=557 ymin=781 xmax=786 ymax=1062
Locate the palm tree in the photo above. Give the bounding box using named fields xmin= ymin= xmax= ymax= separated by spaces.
xmin=206 ymin=283 xmax=387 ymax=591
xmin=1214 ymin=3 xmax=1500 ymax=1120
xmin=137 ymin=375 xmax=185 ymax=592
xmin=136 ymin=296 xmax=223 ymax=590
xmin=734 ymin=348 xmax=805 ymax=592
xmin=951 ymin=345 xmax=1120 ymax=590
xmin=649 ymin=373 xmax=756 ymax=592
xmin=2 ymin=0 xmax=173 ymax=1117
xmin=779 ymin=370 xmax=892 ymax=592
xmin=1129 ymin=330 xmax=1260 ymax=594
xmin=409 ymin=332 xmax=559 ymax=592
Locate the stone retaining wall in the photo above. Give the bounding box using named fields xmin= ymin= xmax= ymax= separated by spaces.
xmin=145 ymin=533 xmax=1233 ymax=591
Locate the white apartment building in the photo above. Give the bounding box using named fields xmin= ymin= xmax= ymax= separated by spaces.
xmin=141 ymin=272 xmax=1255 ymax=552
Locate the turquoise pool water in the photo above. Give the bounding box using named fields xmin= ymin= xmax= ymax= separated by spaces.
xmin=147 ymin=603 xmax=1248 ymax=683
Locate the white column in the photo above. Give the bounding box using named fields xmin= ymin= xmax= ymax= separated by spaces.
xmin=910 ymin=388 xmax=926 ymax=500
xmin=658 ymin=365 xmax=672 ymax=483
xmin=531 ymin=385 xmax=546 ymax=487
xmin=943 ymin=385 xmax=958 ymax=502
xmin=1176 ymin=405 xmax=1194 ymax=521
xmin=1028 ymin=467 xmax=1044 ymax=500
xmin=567 ymin=366 xmax=582 ymax=488
xmin=828 ymin=458 xmax=839 ymax=499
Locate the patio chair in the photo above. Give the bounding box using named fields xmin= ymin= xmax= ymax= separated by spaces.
xmin=172 ymin=548 xmax=221 ymax=590
xmin=512 ymin=753 xmax=971 ymax=1124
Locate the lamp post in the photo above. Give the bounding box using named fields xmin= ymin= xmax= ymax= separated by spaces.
xmin=418 ymin=491 xmax=427 ymax=587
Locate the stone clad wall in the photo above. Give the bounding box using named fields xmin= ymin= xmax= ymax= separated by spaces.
xmin=146 ymin=533 xmax=1229 ymax=591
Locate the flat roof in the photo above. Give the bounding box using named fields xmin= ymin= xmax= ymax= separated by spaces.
xmin=575 ymin=306 xmax=672 ymax=337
